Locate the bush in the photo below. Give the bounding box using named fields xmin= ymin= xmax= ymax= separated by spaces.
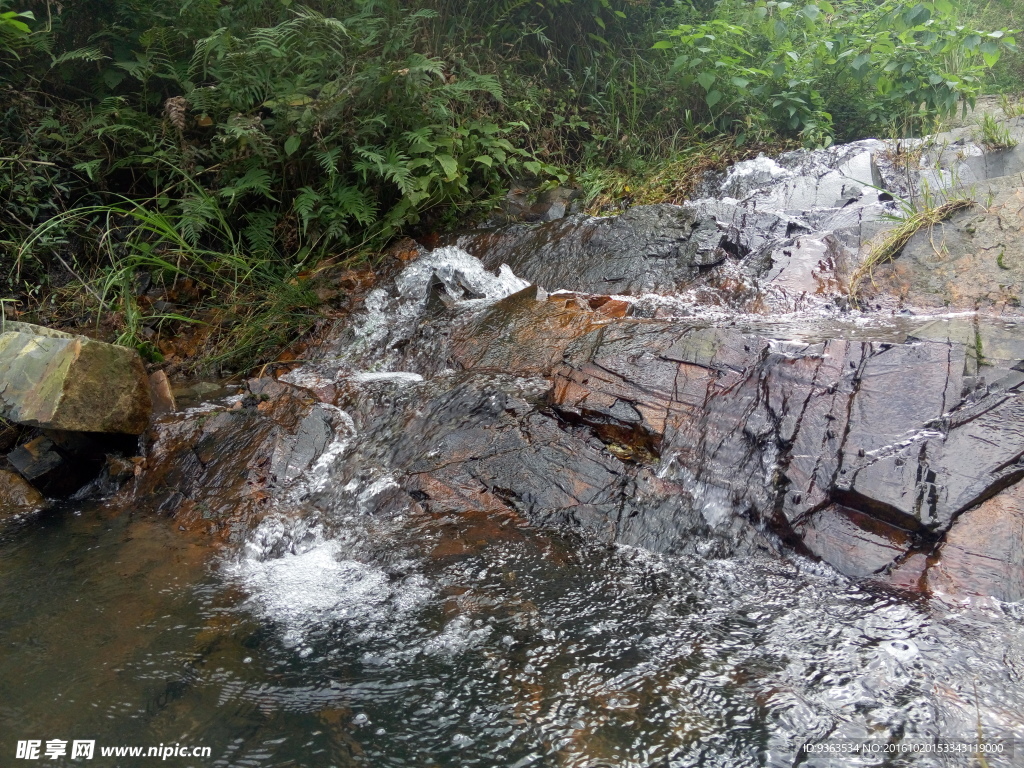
xmin=658 ymin=0 xmax=1018 ymax=145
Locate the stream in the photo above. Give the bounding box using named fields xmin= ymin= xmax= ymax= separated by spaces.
xmin=3 ymin=483 xmax=1024 ymax=767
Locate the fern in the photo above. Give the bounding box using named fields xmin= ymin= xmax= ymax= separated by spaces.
xmin=242 ymin=209 xmax=278 ymax=256
xmin=293 ymin=186 xmax=322 ymax=234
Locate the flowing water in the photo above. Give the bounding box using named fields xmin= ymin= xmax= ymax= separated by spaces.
xmin=2 ymin=247 xmax=1024 ymax=767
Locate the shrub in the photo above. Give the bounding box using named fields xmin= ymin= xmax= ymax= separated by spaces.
xmin=657 ymin=0 xmax=1018 ymax=145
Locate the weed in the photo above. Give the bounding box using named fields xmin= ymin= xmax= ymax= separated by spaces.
xmin=999 ymin=93 xmax=1024 ymax=118
xmin=578 ymin=135 xmax=797 ymax=212
xmin=977 ymin=113 xmax=1017 ymax=149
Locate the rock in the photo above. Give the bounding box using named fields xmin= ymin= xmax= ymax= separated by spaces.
xmin=457 ymin=203 xmax=797 ymax=295
xmin=5 ymin=431 xmax=116 ymax=497
xmin=513 ymin=313 xmax=1024 ymax=576
xmin=795 ymin=504 xmax=915 ymax=579
xmin=149 ymin=371 xmax=177 ymax=416
xmin=0 ymin=467 xmax=45 ymax=516
xmin=8 ymin=436 xmax=64 ymax=487
xmin=927 ymin=481 xmax=1024 ymax=602
xmin=334 ymin=373 xmax=770 ymax=556
xmin=862 ymin=190 xmax=1024 ymax=311
xmin=758 ymin=234 xmax=853 ymax=311
xmin=122 ymin=381 xmax=352 ymax=537
xmin=714 ymin=141 xmax=883 ymax=211
xmin=0 ymin=322 xmax=151 ymax=434
xmin=0 ymin=419 xmax=20 ymax=453
xmin=451 ymin=286 xmax=608 ymax=376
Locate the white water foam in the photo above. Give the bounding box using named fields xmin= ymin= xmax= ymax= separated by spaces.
xmin=230 ymin=513 xmax=433 ymax=649
xmin=332 ymin=246 xmax=529 ymax=374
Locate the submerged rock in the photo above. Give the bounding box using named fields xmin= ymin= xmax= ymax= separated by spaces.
xmin=0 ymin=322 xmax=151 ymax=434
xmin=0 ymin=467 xmax=44 ymax=518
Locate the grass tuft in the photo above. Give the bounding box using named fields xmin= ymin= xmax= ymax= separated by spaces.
xmin=977 ymin=113 xmax=1017 ymax=150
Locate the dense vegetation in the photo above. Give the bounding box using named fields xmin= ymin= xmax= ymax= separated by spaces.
xmin=1 ymin=0 xmax=1019 ymax=372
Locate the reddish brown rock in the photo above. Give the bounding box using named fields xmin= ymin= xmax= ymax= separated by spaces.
xmin=0 ymin=468 xmax=45 ymax=517
xmin=148 ymin=370 xmax=177 ymax=416
xmin=451 ymin=286 xmax=608 ymax=375
xmin=883 ymin=552 xmax=930 ymax=592
xmin=927 ymin=482 xmax=1024 ymax=602
xmin=122 ymin=382 xmax=331 ymax=537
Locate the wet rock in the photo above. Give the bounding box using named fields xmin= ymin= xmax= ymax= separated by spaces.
xmin=459 ymin=205 xmax=701 ymax=295
xmin=458 ymin=203 xmax=795 ymax=296
xmin=124 ymin=384 xmax=338 ymax=537
xmin=451 ymin=286 xmax=608 ymax=375
xmin=346 ymin=374 xmax=771 ymax=556
xmin=884 ymin=552 xmax=930 ymax=592
xmin=530 ymin=317 xmax=1024 ymax=577
xmin=0 ymin=468 xmax=44 ymax=516
xmin=149 ymin=370 xmax=177 ymax=416
xmin=8 ymin=436 xmax=65 ymax=490
xmin=927 ymin=481 xmax=1024 ymax=602
xmin=714 ymin=141 xmax=883 ymax=211
xmin=862 ymin=190 xmax=1024 ymax=311
xmin=270 ymin=404 xmax=337 ymax=484
xmin=5 ymin=430 xmax=123 ymax=497
xmin=0 ymin=322 xmax=151 ymax=434
xmin=795 ymin=504 xmax=914 ymax=579
xmin=758 ymin=234 xmax=853 ymax=311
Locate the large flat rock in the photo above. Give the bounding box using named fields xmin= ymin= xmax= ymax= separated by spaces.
xmin=863 ymin=189 xmax=1024 ymax=311
xmin=0 ymin=322 xmax=151 ymax=434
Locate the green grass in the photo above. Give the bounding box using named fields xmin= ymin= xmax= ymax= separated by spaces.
xmin=977 ymin=113 xmax=1017 ymax=150
xmin=14 ymin=181 xmax=326 ymax=374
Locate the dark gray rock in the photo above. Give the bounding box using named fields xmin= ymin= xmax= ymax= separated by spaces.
xmin=457 ymin=203 xmax=797 ymax=295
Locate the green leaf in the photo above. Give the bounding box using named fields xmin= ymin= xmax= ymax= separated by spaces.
xmin=802 ymin=4 xmax=820 ymax=20
xmin=436 ymin=154 xmax=458 ymax=180
xmin=705 ymin=89 xmax=723 ymax=108
xmin=851 ymin=52 xmax=871 ymax=71
xmin=697 ymin=71 xmax=716 ymax=91
xmin=980 ymin=41 xmax=1001 ymax=68
xmin=731 ymin=76 xmax=750 ymax=89
xmin=473 ymin=155 xmax=493 ymax=167
xmin=652 ymin=40 xmax=674 ymax=50
xmin=284 ymin=135 xmax=301 ymax=156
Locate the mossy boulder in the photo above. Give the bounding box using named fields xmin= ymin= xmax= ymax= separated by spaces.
xmin=0 ymin=322 xmax=151 ymax=434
